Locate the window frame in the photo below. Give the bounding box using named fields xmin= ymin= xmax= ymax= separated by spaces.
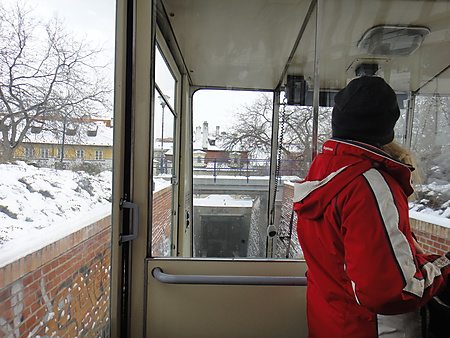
xmin=150 ymin=29 xmax=182 ymax=257
xmin=76 ymin=149 xmax=85 ymax=159
xmin=95 ymin=150 xmax=104 ymax=160
xmin=40 ymin=148 xmax=50 ymax=159
xmin=25 ymin=147 xmax=35 ymax=158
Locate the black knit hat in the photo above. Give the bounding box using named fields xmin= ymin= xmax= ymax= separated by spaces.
xmin=332 ymin=76 xmax=400 ymax=146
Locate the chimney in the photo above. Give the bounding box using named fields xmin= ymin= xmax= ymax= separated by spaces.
xmin=195 ymin=126 xmax=201 ymax=141
xmin=202 ymin=121 xmax=209 ymax=149
xmin=216 ymin=126 xmax=220 ymax=136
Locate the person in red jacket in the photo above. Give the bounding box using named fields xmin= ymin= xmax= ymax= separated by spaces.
xmin=293 ymin=76 xmax=450 ymax=337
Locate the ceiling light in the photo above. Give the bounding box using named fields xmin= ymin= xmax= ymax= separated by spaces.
xmin=358 ymin=25 xmax=430 ymax=57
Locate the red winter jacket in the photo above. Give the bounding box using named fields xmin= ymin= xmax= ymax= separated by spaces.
xmin=294 ymin=138 xmax=450 ymax=338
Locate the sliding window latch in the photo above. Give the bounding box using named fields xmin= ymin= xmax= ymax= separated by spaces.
xmin=119 ymin=198 xmax=139 ymax=244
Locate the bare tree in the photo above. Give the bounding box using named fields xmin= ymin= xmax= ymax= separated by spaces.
xmin=219 ymin=93 xmax=332 ymax=175
xmin=219 ymin=94 xmax=274 ymax=158
xmin=0 ymin=2 xmax=112 ymax=162
xmin=411 ymin=95 xmax=450 ymax=181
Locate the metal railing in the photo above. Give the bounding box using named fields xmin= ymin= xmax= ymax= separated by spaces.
xmin=192 ymin=158 xmax=304 ymax=182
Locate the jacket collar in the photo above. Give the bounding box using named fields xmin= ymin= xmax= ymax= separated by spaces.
xmin=325 ymin=138 xmax=414 ymax=172
xmin=293 ymin=138 xmax=414 ymax=219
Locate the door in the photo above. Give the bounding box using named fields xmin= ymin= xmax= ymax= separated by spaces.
xmin=146 ymin=259 xmax=308 ymax=337
xmin=111 ymin=0 xmax=311 ymax=336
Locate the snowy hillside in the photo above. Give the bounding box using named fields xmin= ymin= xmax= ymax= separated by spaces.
xmin=0 ymin=162 xmax=112 ymax=265
xmin=0 ymin=162 xmax=112 ymax=232
xmin=410 ymin=181 xmax=450 ymax=219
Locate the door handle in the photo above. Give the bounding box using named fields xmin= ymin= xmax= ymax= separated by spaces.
xmin=152 ymin=267 xmax=307 ymax=286
xmin=119 ymin=199 xmax=139 ymax=243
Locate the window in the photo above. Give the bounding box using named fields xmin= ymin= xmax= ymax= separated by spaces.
xmin=151 ymin=43 xmax=178 ymax=257
xmin=40 ymin=148 xmax=50 ymax=159
xmin=76 ymin=149 xmax=85 ymax=159
xmin=24 ymin=147 xmax=35 ymax=158
xmin=409 ymin=92 xmax=450 ymax=216
xmin=192 ymin=90 xmax=274 ymax=258
xmin=95 ymin=150 xmax=103 ymax=160
xmin=0 ymin=1 xmax=115 ymax=336
xmin=56 ymin=149 xmax=65 ymax=159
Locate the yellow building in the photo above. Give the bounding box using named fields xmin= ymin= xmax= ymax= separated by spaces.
xmin=14 ymin=119 xmax=113 ymax=169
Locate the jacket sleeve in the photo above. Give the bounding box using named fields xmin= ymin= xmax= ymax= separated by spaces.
xmin=339 ymin=168 xmax=450 ymax=315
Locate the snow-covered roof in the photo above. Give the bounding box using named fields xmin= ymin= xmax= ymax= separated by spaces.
xmin=192 ymin=135 xmax=224 ymax=151
xmin=24 ymin=120 xmax=113 ymax=146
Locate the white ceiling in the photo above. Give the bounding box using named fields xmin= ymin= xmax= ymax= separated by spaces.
xmin=161 ymin=0 xmax=450 ymax=94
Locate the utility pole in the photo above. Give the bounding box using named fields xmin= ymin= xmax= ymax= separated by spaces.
xmin=158 ymin=95 xmax=170 ymax=174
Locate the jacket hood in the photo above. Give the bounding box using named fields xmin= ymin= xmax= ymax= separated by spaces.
xmin=293 ymin=138 xmax=414 ymax=220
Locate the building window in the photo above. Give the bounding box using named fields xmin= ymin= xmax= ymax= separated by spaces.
xmin=56 ymin=149 xmax=65 ymax=159
xmin=95 ymin=150 xmax=103 ymax=160
xmin=40 ymin=148 xmax=50 ymax=159
xmin=24 ymin=147 xmax=34 ymax=158
xmin=76 ymin=149 xmax=85 ymax=159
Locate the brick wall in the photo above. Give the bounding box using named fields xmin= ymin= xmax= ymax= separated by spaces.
xmin=0 ymin=216 xmax=111 ymax=337
xmin=410 ymin=218 xmax=450 ymax=256
xmin=278 ymin=182 xmax=302 ymax=258
xmin=151 ymin=185 xmax=173 ymax=257
xmin=0 ymin=184 xmax=173 ymax=337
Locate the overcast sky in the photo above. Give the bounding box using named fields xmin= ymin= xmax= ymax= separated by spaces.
xmin=9 ymin=0 xmax=116 ymax=49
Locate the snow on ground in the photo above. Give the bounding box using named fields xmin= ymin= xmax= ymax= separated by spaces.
xmin=0 ymin=162 xmax=112 ymax=229
xmin=0 ymin=162 xmax=113 ymax=267
xmin=194 ymin=194 xmax=253 ymax=207
xmin=0 ymin=162 xmax=175 ymax=267
xmin=409 ymin=180 xmax=450 ymax=227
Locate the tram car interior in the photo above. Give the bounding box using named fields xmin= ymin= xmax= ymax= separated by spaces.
xmin=110 ymin=0 xmax=450 ymax=336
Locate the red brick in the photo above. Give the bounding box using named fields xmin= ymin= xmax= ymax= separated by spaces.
xmin=0 ymin=307 xmax=13 ymax=323
xmin=0 ymin=287 xmax=11 ymax=303
xmin=0 ymin=220 xmax=112 ymax=337
xmin=28 ymin=298 xmax=44 ymax=316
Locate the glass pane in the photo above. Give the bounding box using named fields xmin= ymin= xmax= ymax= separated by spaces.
xmin=409 ymin=90 xmax=450 ymax=218
xmin=192 ymin=89 xmax=329 ymax=259
xmin=278 ymin=96 xmax=333 ymax=177
xmin=193 ymin=90 xmax=276 ymax=258
xmin=152 ymin=47 xmax=176 ymax=257
xmin=276 ymin=87 xmax=333 ymax=258
xmin=0 ymin=0 xmax=115 ymax=336
xmin=155 ymin=45 xmax=176 ymax=108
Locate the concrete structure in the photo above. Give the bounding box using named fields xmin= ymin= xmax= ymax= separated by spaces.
xmin=193 ymin=195 xmax=253 ymax=257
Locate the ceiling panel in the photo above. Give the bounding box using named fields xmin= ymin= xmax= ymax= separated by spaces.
xmin=161 ymin=0 xmax=450 ymax=94
xmin=162 ymin=0 xmax=312 ymax=90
